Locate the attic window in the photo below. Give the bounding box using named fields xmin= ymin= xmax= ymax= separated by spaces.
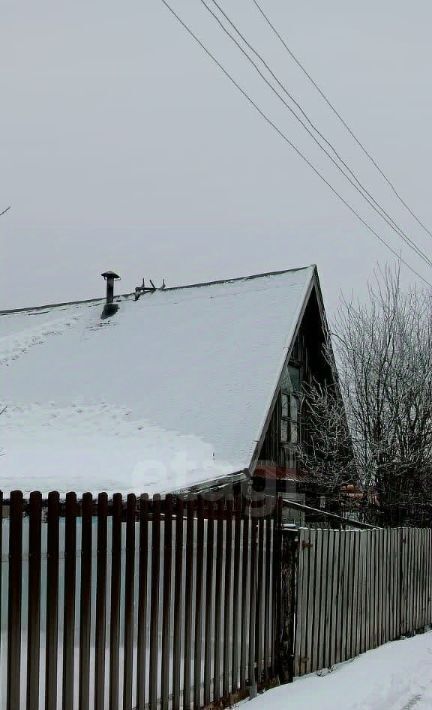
xmin=281 ymin=392 xmax=289 ymax=418
xmin=280 ymin=363 xmax=301 ymax=394
xmin=280 ymin=392 xmax=299 ymax=444
xmin=290 ymin=395 xmax=299 ymax=443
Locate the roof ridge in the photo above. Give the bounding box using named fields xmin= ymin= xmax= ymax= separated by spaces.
xmin=163 ymin=264 xmax=315 ymax=293
xmin=0 ymin=264 xmax=315 ymax=315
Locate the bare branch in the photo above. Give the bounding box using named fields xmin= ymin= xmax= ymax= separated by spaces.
xmin=300 ymin=265 xmax=432 ymax=525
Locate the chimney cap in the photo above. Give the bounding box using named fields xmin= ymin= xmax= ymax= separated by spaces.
xmin=101 ymin=270 xmax=120 ymax=280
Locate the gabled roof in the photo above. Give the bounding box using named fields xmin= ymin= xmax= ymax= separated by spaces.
xmin=0 ymin=265 xmax=319 ymax=495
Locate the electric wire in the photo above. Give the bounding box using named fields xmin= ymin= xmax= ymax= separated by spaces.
xmin=200 ymin=0 xmax=432 ymax=270
xmin=161 ymin=0 xmax=432 ymax=288
xmin=251 ymin=0 xmax=432 ymax=242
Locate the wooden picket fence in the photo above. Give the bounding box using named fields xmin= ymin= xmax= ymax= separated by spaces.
xmin=0 ymin=490 xmax=283 ymax=710
xmin=2 ymin=490 xmax=432 ymax=710
xmin=294 ymin=527 xmax=432 ymax=676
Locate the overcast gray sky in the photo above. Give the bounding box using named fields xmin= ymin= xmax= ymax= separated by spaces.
xmin=2 ymin=0 xmax=432 ymax=315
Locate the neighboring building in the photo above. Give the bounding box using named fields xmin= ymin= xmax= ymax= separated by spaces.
xmin=0 ymin=265 xmax=335 ymax=501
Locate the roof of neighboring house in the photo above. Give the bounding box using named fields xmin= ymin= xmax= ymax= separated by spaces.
xmin=0 ymin=265 xmax=319 ymax=495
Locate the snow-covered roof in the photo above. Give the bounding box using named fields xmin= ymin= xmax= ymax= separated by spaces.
xmin=0 ymin=266 xmax=317 ymax=495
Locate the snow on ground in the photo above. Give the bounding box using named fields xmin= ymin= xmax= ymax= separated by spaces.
xmin=0 ymin=268 xmax=314 ymax=494
xmin=250 ymin=632 xmax=432 ymax=710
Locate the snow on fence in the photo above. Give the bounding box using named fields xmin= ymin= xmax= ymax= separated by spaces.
xmin=294 ymin=527 xmax=432 ymax=677
xmin=0 ymin=491 xmax=282 ymax=710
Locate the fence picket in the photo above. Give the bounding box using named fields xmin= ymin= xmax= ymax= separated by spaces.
xmin=26 ymin=491 xmax=42 ymax=710
xmin=172 ymin=497 xmax=184 ymax=710
xmin=203 ymin=500 xmax=214 ymax=706
xmin=7 ymin=491 xmax=23 ymax=710
xmin=335 ymin=526 xmax=346 ymax=664
xmin=123 ymin=494 xmax=136 ymax=710
xmin=371 ymin=529 xmax=379 ymax=649
xmin=303 ymin=528 xmax=314 ymax=675
xmin=406 ymin=529 xmax=413 ymax=632
xmin=149 ymin=496 xmax=161 ymax=710
xmin=79 ymin=492 xmax=93 ymax=710
xmin=384 ymin=529 xmax=391 ymax=643
xmin=248 ymin=510 xmax=258 ymax=688
xmin=366 ymin=530 xmax=373 ymax=651
xmin=137 ymin=494 xmax=149 ymax=710
xmin=161 ymin=495 xmax=173 ymax=710
xmin=359 ymin=532 xmax=367 ymax=654
xmin=183 ymin=499 xmax=195 ymax=710
xmin=293 ymin=529 xmax=304 ymax=677
xmin=95 ymin=492 xmax=108 ymax=710
xmin=231 ymin=496 xmax=242 ymax=691
xmin=328 ymin=529 xmax=338 ymax=668
xmin=223 ymin=498 xmax=234 ymax=697
xmin=194 ymin=497 xmax=204 ymax=709
xmin=263 ymin=514 xmax=272 ymax=680
xmin=214 ymin=499 xmax=224 ymax=699
xmin=46 ymin=491 xmax=60 ymax=710
xmin=394 ymin=528 xmax=401 ymax=638
xmin=255 ymin=514 xmax=264 ymax=685
xmin=311 ymin=528 xmax=323 ymax=673
xmin=239 ymin=500 xmax=250 ymax=689
xmin=109 ymin=494 xmax=123 ymax=710
xmin=63 ymin=492 xmax=77 ymax=710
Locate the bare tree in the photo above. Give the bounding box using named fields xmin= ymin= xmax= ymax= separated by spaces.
xmin=298 ymin=381 xmax=358 ymax=508
xmin=299 ymin=266 xmax=432 ymax=525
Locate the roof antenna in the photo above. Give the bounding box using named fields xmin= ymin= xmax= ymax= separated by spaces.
xmin=134 ymin=276 xmax=166 ymax=301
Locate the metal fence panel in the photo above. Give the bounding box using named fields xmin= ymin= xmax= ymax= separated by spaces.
xmin=294 ymin=526 xmax=432 ymax=676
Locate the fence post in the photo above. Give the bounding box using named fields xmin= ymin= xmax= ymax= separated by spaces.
xmin=275 ymin=524 xmax=298 ymax=684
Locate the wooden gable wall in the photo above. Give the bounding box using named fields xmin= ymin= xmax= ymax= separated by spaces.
xmin=254 ymin=285 xmax=333 ymax=489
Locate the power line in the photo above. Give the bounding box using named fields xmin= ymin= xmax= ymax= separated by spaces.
xmin=200 ymin=0 xmax=432 ymax=270
xmin=160 ymin=0 xmax=432 ymax=289
xmin=251 ymin=0 xmax=432 ymax=242
xmin=206 ymin=0 xmax=432 ymax=269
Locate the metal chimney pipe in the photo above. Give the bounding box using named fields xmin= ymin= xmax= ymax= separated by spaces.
xmin=101 ymin=271 xmax=120 ymax=304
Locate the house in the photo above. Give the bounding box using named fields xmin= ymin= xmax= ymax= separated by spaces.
xmin=0 ymin=265 xmax=335 ymax=502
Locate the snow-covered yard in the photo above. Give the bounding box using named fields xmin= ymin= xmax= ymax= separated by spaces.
xmin=250 ymin=632 xmax=432 ymax=710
